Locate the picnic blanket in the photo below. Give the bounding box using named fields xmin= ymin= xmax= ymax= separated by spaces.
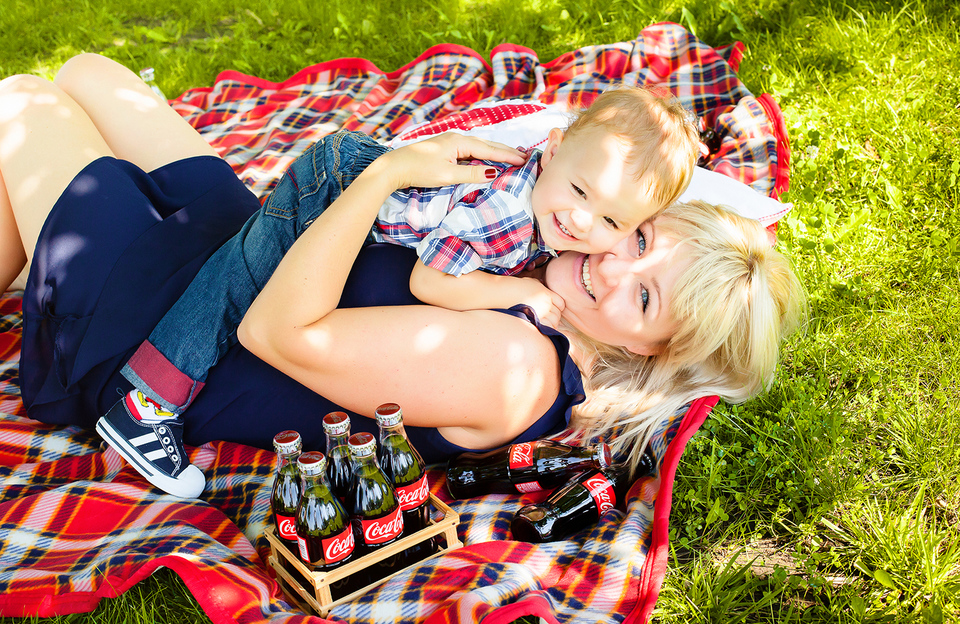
xmin=0 ymin=22 xmax=788 ymax=624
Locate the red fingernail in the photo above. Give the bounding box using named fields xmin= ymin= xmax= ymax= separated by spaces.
xmin=485 ymin=168 xmax=497 ymax=180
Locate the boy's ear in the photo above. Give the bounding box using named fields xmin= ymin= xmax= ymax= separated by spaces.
xmin=540 ymin=128 xmax=565 ymax=167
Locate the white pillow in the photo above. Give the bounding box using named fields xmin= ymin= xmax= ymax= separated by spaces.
xmin=390 ymin=100 xmax=791 ymax=225
xmin=680 ymin=167 xmax=790 ymax=226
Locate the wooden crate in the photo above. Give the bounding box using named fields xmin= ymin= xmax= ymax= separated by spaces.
xmin=265 ymin=493 xmax=462 ymax=616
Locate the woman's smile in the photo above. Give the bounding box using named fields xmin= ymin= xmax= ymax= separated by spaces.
xmin=580 ymin=255 xmax=595 ymax=299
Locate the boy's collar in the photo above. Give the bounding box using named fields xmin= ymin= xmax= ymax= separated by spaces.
xmin=517 ymin=146 xmax=544 ymax=177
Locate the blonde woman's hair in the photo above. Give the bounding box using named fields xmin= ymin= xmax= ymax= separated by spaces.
xmin=567 ymin=200 xmax=805 ymax=476
xmin=565 ymin=87 xmax=701 ymax=211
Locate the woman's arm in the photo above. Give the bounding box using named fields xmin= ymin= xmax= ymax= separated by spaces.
xmin=239 ymin=135 xmax=557 ymax=448
xmin=251 ymin=304 xmax=562 ymax=448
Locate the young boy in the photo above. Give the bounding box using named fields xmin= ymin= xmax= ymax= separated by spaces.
xmin=95 ymin=87 xmax=700 ymax=498
xmin=381 ymin=88 xmax=699 ymax=326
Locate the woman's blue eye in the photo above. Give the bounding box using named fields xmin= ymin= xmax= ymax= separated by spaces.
xmin=641 ymin=287 xmax=649 ymax=311
xmin=637 ymin=230 xmax=647 ymax=255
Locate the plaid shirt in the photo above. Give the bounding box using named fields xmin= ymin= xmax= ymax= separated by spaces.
xmin=371 ymin=151 xmax=555 ymax=277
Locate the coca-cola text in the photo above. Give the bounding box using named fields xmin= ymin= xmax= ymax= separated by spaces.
xmin=395 ymin=475 xmax=429 ymax=511
xmin=361 ymin=507 xmax=403 ymax=545
xmin=277 ymin=515 xmax=297 ymax=541
xmin=509 ymin=443 xmax=534 ymax=469
xmin=323 ymin=526 xmax=355 ymax=564
xmin=583 ymin=474 xmax=615 ymax=513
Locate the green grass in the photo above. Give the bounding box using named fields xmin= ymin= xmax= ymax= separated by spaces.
xmin=0 ymin=568 xmax=211 ymax=624
xmin=2 ymin=0 xmax=960 ymax=622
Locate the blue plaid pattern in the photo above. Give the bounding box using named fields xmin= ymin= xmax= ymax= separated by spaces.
xmin=374 ymin=153 xmax=552 ymax=276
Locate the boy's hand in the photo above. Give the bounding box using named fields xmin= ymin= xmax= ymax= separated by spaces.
xmin=509 ymin=278 xmax=566 ymax=328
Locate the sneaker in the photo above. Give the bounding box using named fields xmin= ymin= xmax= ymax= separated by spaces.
xmin=96 ymin=390 xmax=205 ymax=498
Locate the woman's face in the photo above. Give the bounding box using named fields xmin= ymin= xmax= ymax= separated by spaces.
xmin=545 ymin=218 xmax=692 ymax=355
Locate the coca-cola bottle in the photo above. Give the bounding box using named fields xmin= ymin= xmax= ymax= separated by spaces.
xmin=271 ymin=430 xmax=303 ymax=554
xmin=375 ymin=403 xmax=430 ymax=534
xmin=510 ymin=452 xmax=655 ymax=543
xmin=295 ymin=451 xmax=355 ymax=568
xmin=295 ymin=451 xmax=358 ymax=600
xmin=445 ymin=439 xmax=612 ymax=499
xmin=323 ymin=411 xmax=353 ymax=505
xmin=348 ymin=432 xmax=404 ymax=584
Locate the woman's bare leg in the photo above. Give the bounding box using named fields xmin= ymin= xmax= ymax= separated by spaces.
xmin=0 ymin=170 xmax=28 ymax=291
xmin=0 ymin=73 xmax=114 ymax=290
xmin=54 ymin=54 xmax=217 ymax=172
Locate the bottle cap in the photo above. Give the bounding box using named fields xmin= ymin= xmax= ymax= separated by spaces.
xmin=374 ymin=403 xmax=403 ymax=427
xmin=595 ymin=443 xmax=612 ymax=468
xmin=297 ymin=451 xmax=327 ymax=476
xmin=273 ymin=430 xmax=302 ymax=454
xmin=348 ymin=432 xmax=376 ymax=457
xmin=322 ymin=411 xmax=351 ymax=436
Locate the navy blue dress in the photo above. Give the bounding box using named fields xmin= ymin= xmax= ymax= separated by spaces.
xmin=21 ymin=156 xmax=584 ymax=464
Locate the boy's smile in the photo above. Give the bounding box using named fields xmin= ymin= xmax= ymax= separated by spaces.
xmin=531 ymin=126 xmax=659 ymax=255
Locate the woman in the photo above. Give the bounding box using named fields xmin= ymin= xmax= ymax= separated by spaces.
xmin=0 ymin=54 xmax=803 ymax=497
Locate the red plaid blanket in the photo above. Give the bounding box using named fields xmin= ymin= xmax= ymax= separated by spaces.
xmin=0 ymin=23 xmax=787 ymax=624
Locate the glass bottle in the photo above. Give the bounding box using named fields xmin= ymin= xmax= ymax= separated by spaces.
xmin=511 ymin=451 xmax=655 ymax=542
xmin=445 ymin=439 xmax=611 ymax=499
xmin=375 ymin=403 xmax=430 ymax=534
xmin=376 ymin=403 xmax=435 ymax=563
xmin=138 ymin=67 xmax=166 ymax=100
xmin=323 ymin=411 xmax=353 ymax=506
xmin=295 ymin=451 xmax=355 ymax=569
xmin=347 ymin=432 xmax=404 ymax=555
xmin=271 ymin=430 xmax=302 ymax=555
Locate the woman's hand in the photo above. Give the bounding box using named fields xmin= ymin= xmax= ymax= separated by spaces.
xmin=370 ymin=133 xmax=527 ymax=190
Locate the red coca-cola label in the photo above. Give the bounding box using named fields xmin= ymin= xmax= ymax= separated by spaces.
xmin=396 ymin=475 xmax=429 ymax=511
xmin=508 ymin=442 xmax=534 ymax=470
xmin=514 ymin=480 xmax=544 ymax=493
xmin=321 ymin=526 xmax=355 ymax=564
xmin=510 ymin=443 xmax=540 ymax=493
xmin=360 ymin=506 xmax=403 ymax=545
xmin=583 ymin=473 xmax=616 ymax=514
xmin=276 ymin=514 xmax=298 ymax=541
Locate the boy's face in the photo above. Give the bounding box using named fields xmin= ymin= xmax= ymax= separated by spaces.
xmin=531 ymin=127 xmax=658 ymax=254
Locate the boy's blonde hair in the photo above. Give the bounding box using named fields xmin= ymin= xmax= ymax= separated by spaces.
xmin=567 ymin=200 xmax=805 ymax=476
xmin=565 ymin=87 xmax=701 ymax=211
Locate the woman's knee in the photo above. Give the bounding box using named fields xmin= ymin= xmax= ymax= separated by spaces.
xmin=52 ymin=53 xmax=218 ymax=170
xmin=0 ymin=74 xmax=59 ymax=122
xmin=54 ymin=54 xmax=133 ymax=99
xmin=55 ymin=54 xmax=119 ymax=85
xmin=0 ymin=73 xmax=49 ymax=94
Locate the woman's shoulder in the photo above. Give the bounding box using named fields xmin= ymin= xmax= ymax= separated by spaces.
xmin=432 ymin=305 xmax=570 ymax=446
